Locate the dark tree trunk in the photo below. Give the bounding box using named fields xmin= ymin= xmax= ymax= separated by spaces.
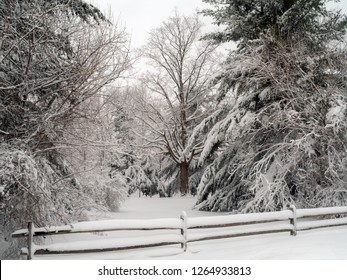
xmin=180 ymin=161 xmax=189 ymax=195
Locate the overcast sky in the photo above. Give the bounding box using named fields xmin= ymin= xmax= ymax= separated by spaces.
xmin=87 ymin=0 xmax=211 ymax=48
xmin=87 ymin=0 xmax=347 ymax=49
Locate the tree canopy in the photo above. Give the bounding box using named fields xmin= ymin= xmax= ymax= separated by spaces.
xmin=202 ymin=0 xmax=347 ymax=47
xmin=139 ymin=12 xmax=219 ymax=195
xmin=195 ymin=0 xmax=347 ymax=212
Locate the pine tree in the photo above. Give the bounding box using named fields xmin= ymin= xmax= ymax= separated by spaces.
xmin=108 ymin=103 xmax=160 ymax=198
xmin=0 ymin=0 xmax=130 ymax=253
xmin=196 ymin=0 xmax=347 ymax=212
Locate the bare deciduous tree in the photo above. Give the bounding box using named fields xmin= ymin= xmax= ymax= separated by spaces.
xmin=139 ymin=12 xmax=219 ymax=195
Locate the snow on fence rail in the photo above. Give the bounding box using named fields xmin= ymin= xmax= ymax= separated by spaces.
xmin=12 ymin=216 xmax=186 ymax=260
xmin=296 ymin=207 xmax=347 ymax=231
xmin=186 ymin=210 xmax=294 ymax=242
xmin=11 ymin=205 xmax=347 ymax=259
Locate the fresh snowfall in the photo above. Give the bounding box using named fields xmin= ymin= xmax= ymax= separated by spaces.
xmin=2 ymin=193 xmax=346 ymax=260
xmin=1 ymin=0 xmax=347 ymax=261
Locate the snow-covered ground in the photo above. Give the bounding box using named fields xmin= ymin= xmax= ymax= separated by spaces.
xmin=26 ymin=193 xmax=347 ymax=260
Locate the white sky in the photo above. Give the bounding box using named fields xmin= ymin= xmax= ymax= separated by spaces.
xmin=87 ymin=0 xmax=347 ymax=49
xmin=87 ymin=0 xmax=211 ymax=48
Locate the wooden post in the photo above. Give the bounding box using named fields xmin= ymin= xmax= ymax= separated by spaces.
xmin=27 ymin=221 xmax=34 ymax=260
xmin=180 ymin=211 xmax=187 ymax=252
xmin=289 ymin=205 xmax=297 ymax=236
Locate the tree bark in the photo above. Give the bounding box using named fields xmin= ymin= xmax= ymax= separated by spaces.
xmin=180 ymin=161 xmax=189 ymax=195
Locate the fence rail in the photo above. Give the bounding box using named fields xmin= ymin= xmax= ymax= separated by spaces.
xmin=11 ymin=205 xmax=347 ymax=259
xmin=12 ymin=218 xmax=183 ymax=238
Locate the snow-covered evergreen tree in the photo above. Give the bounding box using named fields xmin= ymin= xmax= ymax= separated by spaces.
xmin=196 ymin=0 xmax=347 ymax=212
xmin=108 ymin=99 xmax=161 ymax=198
xmin=110 ymin=153 xmax=160 ymax=197
xmin=0 ymin=0 xmax=130 ymax=255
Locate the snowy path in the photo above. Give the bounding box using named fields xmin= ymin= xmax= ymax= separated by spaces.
xmin=87 ymin=194 xmax=225 ymax=220
xmin=32 ymin=194 xmax=347 ymax=260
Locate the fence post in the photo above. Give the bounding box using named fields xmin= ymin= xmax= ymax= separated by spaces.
xmin=180 ymin=211 xmax=187 ymax=252
xmin=27 ymin=221 xmax=34 ymax=260
xmin=289 ymin=205 xmax=297 ymax=236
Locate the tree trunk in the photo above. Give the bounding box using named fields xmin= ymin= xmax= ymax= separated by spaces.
xmin=180 ymin=161 xmax=189 ymax=195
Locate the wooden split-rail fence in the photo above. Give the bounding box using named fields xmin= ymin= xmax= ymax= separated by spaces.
xmin=12 ymin=205 xmax=347 ymax=259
